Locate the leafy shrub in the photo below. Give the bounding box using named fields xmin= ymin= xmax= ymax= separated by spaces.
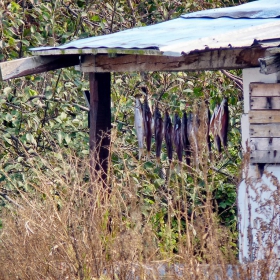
xmin=0 ymin=0 xmax=253 ymax=278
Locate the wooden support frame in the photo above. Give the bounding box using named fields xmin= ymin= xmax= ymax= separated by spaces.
xmin=0 ymin=47 xmax=273 ymax=81
xmin=0 ymin=55 xmax=80 ymax=80
xmin=89 ymin=72 xmax=111 ymax=184
xmin=76 ymin=47 xmax=266 ymax=72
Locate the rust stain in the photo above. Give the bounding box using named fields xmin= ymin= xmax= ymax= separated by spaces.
xmin=236 ymin=47 xmax=266 ymax=66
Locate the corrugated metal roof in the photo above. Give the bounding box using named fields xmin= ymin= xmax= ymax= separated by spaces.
xmin=30 ymin=0 xmax=280 ymax=57
xmin=182 ymin=0 xmax=280 ymax=19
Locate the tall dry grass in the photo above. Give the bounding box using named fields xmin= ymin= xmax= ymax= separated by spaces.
xmin=0 ymin=127 xmax=279 ymax=279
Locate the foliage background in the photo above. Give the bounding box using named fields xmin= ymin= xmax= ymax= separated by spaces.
xmin=0 ymin=0 xmax=249 ymax=277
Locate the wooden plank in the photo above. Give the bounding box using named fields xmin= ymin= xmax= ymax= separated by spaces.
xmin=0 ymin=47 xmax=267 ymax=80
xmin=31 ymin=48 xmax=162 ymax=56
xmin=265 ymin=47 xmax=280 ymax=56
xmin=250 ymin=83 xmax=280 ymax=97
xmin=76 ymin=47 xmax=266 ymax=72
xmin=250 ymin=96 xmax=280 ymax=110
xmin=89 ymin=72 xmax=111 ymax=184
xmin=259 ymin=54 xmax=280 ymax=75
xmin=249 ymin=110 xmax=280 ymax=123
xmin=250 ymin=138 xmax=280 ymax=151
xmin=250 ymin=124 xmax=280 ymax=137
xmin=250 ymin=150 xmax=280 ymax=163
xmin=0 ymin=55 xmax=80 ymax=81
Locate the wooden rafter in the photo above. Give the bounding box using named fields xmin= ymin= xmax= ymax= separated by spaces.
xmin=0 ymin=55 xmax=80 ymax=81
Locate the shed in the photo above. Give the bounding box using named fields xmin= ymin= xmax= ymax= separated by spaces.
xmin=1 ymin=0 xmax=280 ymax=265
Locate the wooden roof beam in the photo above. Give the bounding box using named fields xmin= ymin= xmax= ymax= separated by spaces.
xmin=1 ymin=46 xmax=277 ymax=80
xmin=0 ymin=55 xmax=80 ymax=81
xmin=258 ymin=47 xmax=280 ymax=75
xmin=76 ymin=47 xmax=267 ymax=73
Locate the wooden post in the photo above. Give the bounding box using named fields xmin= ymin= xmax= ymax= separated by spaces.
xmin=89 ymin=72 xmax=111 ymax=185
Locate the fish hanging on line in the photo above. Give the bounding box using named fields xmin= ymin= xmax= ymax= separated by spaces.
xmin=217 ymin=97 xmax=229 ymax=149
xmin=182 ymin=111 xmax=191 ymax=166
xmin=134 ymin=96 xmax=145 ymax=159
xmin=210 ymin=104 xmax=221 ymax=153
xmin=173 ymin=113 xmax=183 ymax=163
xmin=205 ymin=103 xmax=211 ymax=153
xmin=154 ymin=107 xmax=163 ymax=165
xmin=187 ymin=112 xmax=199 ymax=169
xmin=164 ymin=111 xmax=173 ymax=164
xmin=143 ymin=95 xmax=152 ymax=160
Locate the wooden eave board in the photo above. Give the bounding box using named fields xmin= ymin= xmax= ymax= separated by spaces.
xmin=31 ymin=48 xmax=162 ymax=56
xmin=76 ymin=47 xmax=266 ymax=72
xmin=0 ymin=55 xmax=80 ymax=81
xmin=1 ymin=46 xmax=266 ymax=81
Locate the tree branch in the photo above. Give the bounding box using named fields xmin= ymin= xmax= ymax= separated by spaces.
xmin=62 ymin=2 xmax=100 ymax=28
xmin=0 ymin=192 xmax=24 ymax=209
xmin=27 ymin=95 xmax=89 ymax=111
xmin=221 ymin=70 xmax=243 ymax=91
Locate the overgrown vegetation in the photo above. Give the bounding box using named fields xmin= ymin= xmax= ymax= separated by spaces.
xmin=2 ymin=0 xmax=277 ymax=279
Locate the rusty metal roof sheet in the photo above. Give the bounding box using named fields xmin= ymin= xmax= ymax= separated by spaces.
xmin=30 ymin=0 xmax=280 ymax=57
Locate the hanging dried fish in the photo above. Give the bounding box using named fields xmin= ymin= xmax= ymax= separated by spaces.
xmin=173 ymin=113 xmax=183 ymax=163
xmin=143 ymin=95 xmax=152 ymax=159
xmin=164 ymin=111 xmax=173 ymax=163
xmin=187 ymin=113 xmax=193 ymax=148
xmin=134 ymin=96 xmax=145 ymax=159
xmin=217 ymin=98 xmax=229 ymax=149
xmin=210 ymin=104 xmax=221 ymax=153
xmin=188 ymin=113 xmax=199 ymax=150
xmin=205 ymin=104 xmax=211 ymax=153
xmin=154 ymin=107 xmax=163 ymax=164
xmin=182 ymin=112 xmax=191 ymax=165
xmin=151 ymin=108 xmax=155 ymax=134
xmin=187 ymin=112 xmax=199 ymax=168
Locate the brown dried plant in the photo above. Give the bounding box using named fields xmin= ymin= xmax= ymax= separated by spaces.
xmin=0 ymin=130 xmax=279 ymax=279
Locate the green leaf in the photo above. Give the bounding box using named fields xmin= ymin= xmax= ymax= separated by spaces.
xmin=26 ymin=133 xmax=36 ymax=145
xmin=3 ymin=135 xmax=12 ymax=145
xmin=5 ymin=113 xmax=13 ymax=122
xmin=60 ymin=112 xmax=67 ymax=121
xmin=3 ymin=87 xmax=12 ymax=95
xmin=10 ymin=1 xmax=21 ymax=12
xmin=57 ymin=131 xmax=63 ymax=144
xmin=21 ymin=39 xmax=30 ymax=46
xmin=64 ymin=134 xmax=71 ymax=145
xmin=28 ymin=89 xmax=37 ymax=97
xmin=91 ymin=15 xmax=100 ymax=22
